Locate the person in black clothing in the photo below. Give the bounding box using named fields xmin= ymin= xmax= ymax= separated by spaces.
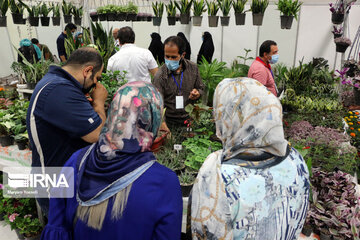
xmin=197 ymin=32 xmax=215 ymax=64
xmin=56 ymin=23 xmax=77 ymax=62
xmin=148 ymin=32 xmax=164 ymax=64
xmin=177 ymin=32 xmax=191 ymax=60
xmin=18 ymin=39 xmax=39 ymax=64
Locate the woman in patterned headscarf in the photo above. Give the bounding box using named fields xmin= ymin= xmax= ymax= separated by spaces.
xmin=189 ymin=78 xmax=310 ymax=240
xmin=41 ymin=82 xmax=183 ymax=240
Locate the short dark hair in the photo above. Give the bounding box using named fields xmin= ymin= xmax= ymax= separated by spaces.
xmin=118 ymin=27 xmax=135 ymax=44
xmin=31 ymin=38 xmax=39 ymax=44
xmin=64 ymin=23 xmax=77 ymax=31
xmin=164 ymin=36 xmax=185 ymax=55
xmin=259 ymin=40 xmax=277 ymax=57
xmin=63 ymin=47 xmax=103 ymax=74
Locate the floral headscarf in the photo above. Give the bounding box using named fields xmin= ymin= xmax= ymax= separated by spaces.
xmin=213 ymin=77 xmax=288 ymax=159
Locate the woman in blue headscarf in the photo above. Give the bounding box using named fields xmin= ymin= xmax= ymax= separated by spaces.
xmin=41 ymin=81 xmax=183 ymax=240
xmin=18 ymin=39 xmax=41 ymax=63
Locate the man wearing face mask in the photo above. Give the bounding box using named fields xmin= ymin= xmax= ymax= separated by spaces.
xmin=56 ymin=23 xmax=77 ymax=62
xmin=248 ymin=40 xmax=279 ymax=96
xmin=154 ymin=36 xmax=204 ymax=129
xmin=26 ymin=48 xmax=108 ymax=216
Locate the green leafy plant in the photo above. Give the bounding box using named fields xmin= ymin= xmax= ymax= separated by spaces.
xmin=0 ymin=0 xmax=9 ymax=16
xmin=100 ymin=70 xmax=127 ymax=108
xmin=166 ymin=1 xmax=177 ymax=16
xmin=9 ymin=0 xmax=24 ymax=14
xmin=175 ymin=0 xmax=193 ymax=14
xmin=193 ymin=0 xmax=206 ymax=16
xmin=178 ymin=170 xmax=196 ymax=185
xmin=72 ymin=5 xmax=83 ymax=17
xmin=152 ymin=2 xmax=164 ymax=17
xmin=96 ymin=6 xmax=105 ymax=14
xmin=233 ymin=0 xmax=247 ymax=13
xmin=51 ymin=3 xmax=60 ymax=17
xmin=40 ymin=3 xmax=52 ymax=17
xmin=250 ymin=0 xmax=269 ymax=14
xmin=62 ymin=0 xmax=73 ymax=15
xmin=206 ymin=0 xmax=219 ymax=16
xmin=218 ymin=0 xmax=232 ymax=16
xmin=23 ymin=3 xmax=40 ymax=17
xmin=126 ymin=2 xmax=138 ymax=14
xmin=276 ymin=0 xmax=302 ymax=19
xmin=231 ymin=48 xmax=253 ymax=76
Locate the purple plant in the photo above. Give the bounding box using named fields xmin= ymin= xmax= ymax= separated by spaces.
xmin=335 ymin=37 xmax=352 ymax=45
xmin=332 ymin=25 xmax=343 ymax=34
xmin=329 ymin=0 xmax=356 ymax=14
xmin=286 ymin=121 xmax=314 ymax=141
xmin=337 ymin=67 xmax=360 ymax=89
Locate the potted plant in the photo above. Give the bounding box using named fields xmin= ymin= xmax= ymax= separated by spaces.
xmin=72 ymin=5 xmax=83 ymax=25
xmin=10 ymin=0 xmax=24 ymax=24
xmin=104 ymin=5 xmax=116 ymax=21
xmin=97 ymin=6 xmax=106 ymax=21
xmin=152 ymin=1 xmax=164 ymax=26
xmin=90 ymin=11 xmax=98 ymax=22
xmin=40 ymin=3 xmax=52 ymax=27
xmin=0 ymin=111 xmax=15 ymax=146
xmin=334 ymin=37 xmax=351 ymax=53
xmin=233 ymin=0 xmax=247 ymax=25
xmin=116 ymin=6 xmax=127 ymax=21
xmin=276 ymin=0 xmax=302 ymax=29
xmin=250 ymin=0 xmax=269 ymax=26
xmin=51 ymin=3 xmax=61 ymax=26
xmin=331 ymin=25 xmax=343 ymax=39
xmin=193 ymin=0 xmax=206 ymax=26
xmin=166 ymin=1 xmax=177 ymax=25
xmin=179 ymin=170 xmax=195 ymax=197
xmin=24 ymin=4 xmax=40 ymax=27
xmin=329 ymin=0 xmax=354 ymax=25
xmin=175 ymin=0 xmax=193 ymax=24
xmin=13 ymin=127 xmax=27 ymax=150
xmin=62 ymin=0 xmax=73 ymax=24
xmin=0 ymin=0 xmax=9 ymax=27
xmin=218 ymin=0 xmax=232 ymax=26
xmin=206 ymin=0 xmax=219 ymax=27
xmin=126 ymin=2 xmax=138 ymax=21
xmin=146 ymin=13 xmax=153 ymax=21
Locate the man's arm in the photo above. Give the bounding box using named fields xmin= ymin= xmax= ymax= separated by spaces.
xmin=149 ymin=67 xmax=158 ymax=77
xmin=189 ymin=66 xmax=205 ymax=100
xmin=57 ymin=37 xmax=67 ymax=62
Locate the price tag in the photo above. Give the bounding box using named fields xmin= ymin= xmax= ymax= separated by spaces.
xmin=176 ymin=96 xmax=184 ymax=109
xmin=174 ymin=144 xmax=183 ymax=151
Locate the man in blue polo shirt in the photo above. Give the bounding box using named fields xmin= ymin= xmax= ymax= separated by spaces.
xmin=26 ymin=47 xmax=108 ymax=215
xmin=56 ymin=23 xmax=77 ymax=62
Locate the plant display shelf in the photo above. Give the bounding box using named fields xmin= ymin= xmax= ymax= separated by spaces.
xmin=16 ymin=88 xmax=34 ymax=99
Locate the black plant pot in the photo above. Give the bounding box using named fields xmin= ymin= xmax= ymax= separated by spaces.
xmin=332 ymin=12 xmax=344 ymax=24
xmin=0 ymin=136 xmax=13 ymax=147
xmin=107 ymin=13 xmax=116 ymax=21
xmin=63 ymin=15 xmax=72 ymax=23
xmin=147 ymin=16 xmax=152 ymax=22
xmin=16 ymin=141 xmax=28 ymax=150
xmin=301 ymin=225 xmax=312 ymax=237
xmin=90 ymin=14 xmax=98 ymax=21
xmin=167 ymin=16 xmax=176 ymax=25
xmin=192 ymin=16 xmax=202 ymax=26
xmin=180 ymin=13 xmax=190 ymax=24
xmin=52 ymin=17 xmax=61 ymax=26
xmin=181 ymin=184 xmax=193 ymax=197
xmin=220 ymin=16 xmax=230 ymax=26
xmin=20 ymin=18 xmax=26 ymax=24
xmin=28 ymin=17 xmax=39 ymax=27
xmin=126 ymin=13 xmax=137 ymax=21
xmin=12 ymin=13 xmax=23 ymax=24
xmin=336 ymin=43 xmax=349 ymax=53
xmin=117 ymin=13 xmax=126 ymax=21
xmin=235 ymin=13 xmax=245 ymax=25
xmin=353 ymin=87 xmax=360 ymax=105
xmin=153 ymin=17 xmax=162 ymax=26
xmin=74 ymin=17 xmax=82 ymax=25
xmin=0 ymin=16 xmax=6 ymax=27
xmin=99 ymin=14 xmax=107 ymax=21
xmin=40 ymin=16 xmax=50 ymax=26
xmin=208 ymin=16 xmax=219 ymax=27
xmin=280 ymin=15 xmax=294 ymax=29
xmin=26 ymin=82 xmax=37 ymax=89
xmin=252 ymin=13 xmax=264 ymax=26
xmin=333 ymin=33 xmax=342 ymax=39
xmin=15 ymin=229 xmax=25 ymax=240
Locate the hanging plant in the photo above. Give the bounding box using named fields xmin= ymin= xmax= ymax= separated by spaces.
xmin=166 ymin=1 xmax=177 ymax=25
xmin=334 ymin=37 xmax=351 ymax=53
xmin=152 ymin=1 xmax=164 ymax=26
xmin=10 ymin=0 xmax=25 ymax=24
xmin=193 ymin=0 xmax=206 ymax=26
xmin=72 ymin=5 xmax=83 ymax=25
xmin=40 ymin=3 xmax=52 ymax=27
xmin=175 ymin=0 xmax=193 ymax=24
xmin=62 ymin=0 xmax=73 ymax=23
xmin=250 ymin=0 xmax=269 ymax=26
xmin=329 ymin=0 xmax=356 ymax=24
xmin=218 ymin=0 xmax=232 ymax=26
xmin=23 ymin=3 xmax=41 ymax=27
xmin=51 ymin=3 xmax=60 ymax=26
xmin=206 ymin=0 xmax=219 ymax=27
xmin=0 ymin=0 xmax=9 ymax=27
xmin=276 ymin=0 xmax=302 ymax=29
xmin=233 ymin=0 xmax=247 ymax=25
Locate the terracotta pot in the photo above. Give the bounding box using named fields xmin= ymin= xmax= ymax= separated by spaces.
xmin=151 ymin=130 xmax=170 ymax=153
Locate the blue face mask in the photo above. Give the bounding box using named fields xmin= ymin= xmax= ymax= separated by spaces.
xmin=165 ymin=58 xmax=180 ymax=71
xmin=269 ymin=54 xmax=279 ymax=64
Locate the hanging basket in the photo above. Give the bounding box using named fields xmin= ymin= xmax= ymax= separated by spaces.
xmin=336 ymin=42 xmax=349 ymax=53
xmin=192 ymin=16 xmax=202 ymax=26
xmin=52 ymin=17 xmax=60 ymax=26
xmin=63 ymin=15 xmax=72 ymax=23
xmin=208 ymin=16 xmax=219 ymax=27
xmin=12 ymin=13 xmax=23 ymax=24
xmin=28 ymin=17 xmax=39 ymax=27
xmin=167 ymin=16 xmax=176 ymax=25
xmin=235 ymin=13 xmax=246 ymax=25
xmin=220 ymin=16 xmax=230 ymax=26
xmin=252 ymin=13 xmax=264 ymax=26
xmin=0 ymin=16 xmax=6 ymax=27
xmin=280 ymin=15 xmax=294 ymax=29
xmin=331 ymin=12 xmax=344 ymax=25
xmin=152 ymin=17 xmax=162 ymax=26
xmin=40 ymin=16 xmax=50 ymax=26
xmin=180 ymin=13 xmax=190 ymax=24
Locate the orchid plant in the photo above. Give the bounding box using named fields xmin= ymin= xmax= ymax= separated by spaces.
xmin=329 ymin=0 xmax=356 ymax=14
xmin=332 ymin=25 xmax=343 ymax=35
xmin=337 ymin=67 xmax=360 ymax=89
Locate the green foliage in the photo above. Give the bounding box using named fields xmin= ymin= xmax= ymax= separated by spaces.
xmin=276 ymin=0 xmax=302 ymax=19
xmin=72 ymin=5 xmax=83 ymax=17
xmin=193 ymin=0 xmax=206 ymax=16
xmin=126 ymin=2 xmax=138 ymax=14
xmin=91 ymin=22 xmax=115 ymax=70
xmin=250 ymin=0 xmax=269 ymax=14
xmin=100 ymin=70 xmax=127 ymax=108
xmin=175 ymin=0 xmax=193 ymax=14
xmin=23 ymin=3 xmax=40 ymax=17
xmin=233 ymin=0 xmax=247 ymax=13
xmin=155 ymin=147 xmax=186 ymax=171
xmin=206 ymin=0 xmax=219 ymax=15
xmin=178 ymin=170 xmax=195 ymax=184
xmin=0 ymin=99 xmax=28 ymax=136
xmin=51 ymin=3 xmax=60 ymax=17
xmin=0 ymin=0 xmax=9 ymax=16
xmin=152 ymin=1 xmax=164 ymax=17
xmin=40 ymin=3 xmax=52 ymax=17
xmin=218 ymin=0 xmax=232 ymax=16
xmin=166 ymin=1 xmax=177 ymax=16
xmin=61 ymin=0 xmax=73 ymax=15
xmin=9 ymin=0 xmax=24 ymax=14
xmin=231 ymin=48 xmax=253 ymax=76
xmin=64 ymin=28 xmax=91 ymax=58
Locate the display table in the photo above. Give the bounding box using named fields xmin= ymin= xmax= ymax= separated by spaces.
xmin=0 ymin=145 xmax=31 ymax=171
xmin=16 ymin=88 xmax=34 ymax=99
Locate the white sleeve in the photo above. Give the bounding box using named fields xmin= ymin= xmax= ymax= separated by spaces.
xmin=107 ymin=55 xmax=114 ymax=71
xmin=146 ymin=50 xmax=158 ymax=70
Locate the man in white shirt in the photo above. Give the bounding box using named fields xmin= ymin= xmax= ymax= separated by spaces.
xmin=113 ymin=28 xmax=120 ymax=50
xmin=107 ymin=27 xmax=158 ymax=83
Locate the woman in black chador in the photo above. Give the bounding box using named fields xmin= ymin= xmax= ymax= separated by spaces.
xmin=197 ymin=32 xmax=215 ymax=64
xmin=148 ymin=32 xmax=164 ymax=64
xmin=177 ymin=32 xmax=191 ymax=60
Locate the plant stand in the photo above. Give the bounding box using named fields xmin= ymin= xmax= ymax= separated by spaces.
xmin=280 ymin=15 xmax=294 ymax=29
xmin=235 ymin=13 xmax=246 ymax=25
xmin=208 ymin=16 xmax=219 ymax=27
xmin=26 ymin=83 xmax=37 ymax=89
xmin=40 ymin=17 xmax=50 ymax=26
xmin=63 ymin=15 xmax=72 ymax=23
xmin=336 ymin=43 xmax=349 ymax=53
xmin=192 ymin=16 xmax=202 ymax=26
xmin=220 ymin=16 xmax=230 ymax=26
xmin=74 ymin=17 xmax=82 ymax=25
xmin=167 ymin=16 xmax=176 ymax=25
xmin=180 ymin=14 xmax=190 ymax=24
xmin=0 ymin=16 xmax=6 ymax=27
xmin=52 ymin=17 xmax=60 ymax=26
xmin=12 ymin=13 xmax=23 ymax=24
xmin=152 ymin=17 xmax=162 ymax=26
xmin=28 ymin=17 xmax=39 ymax=27
xmin=331 ymin=12 xmax=344 ymax=25
xmin=252 ymin=13 xmax=264 ymax=26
